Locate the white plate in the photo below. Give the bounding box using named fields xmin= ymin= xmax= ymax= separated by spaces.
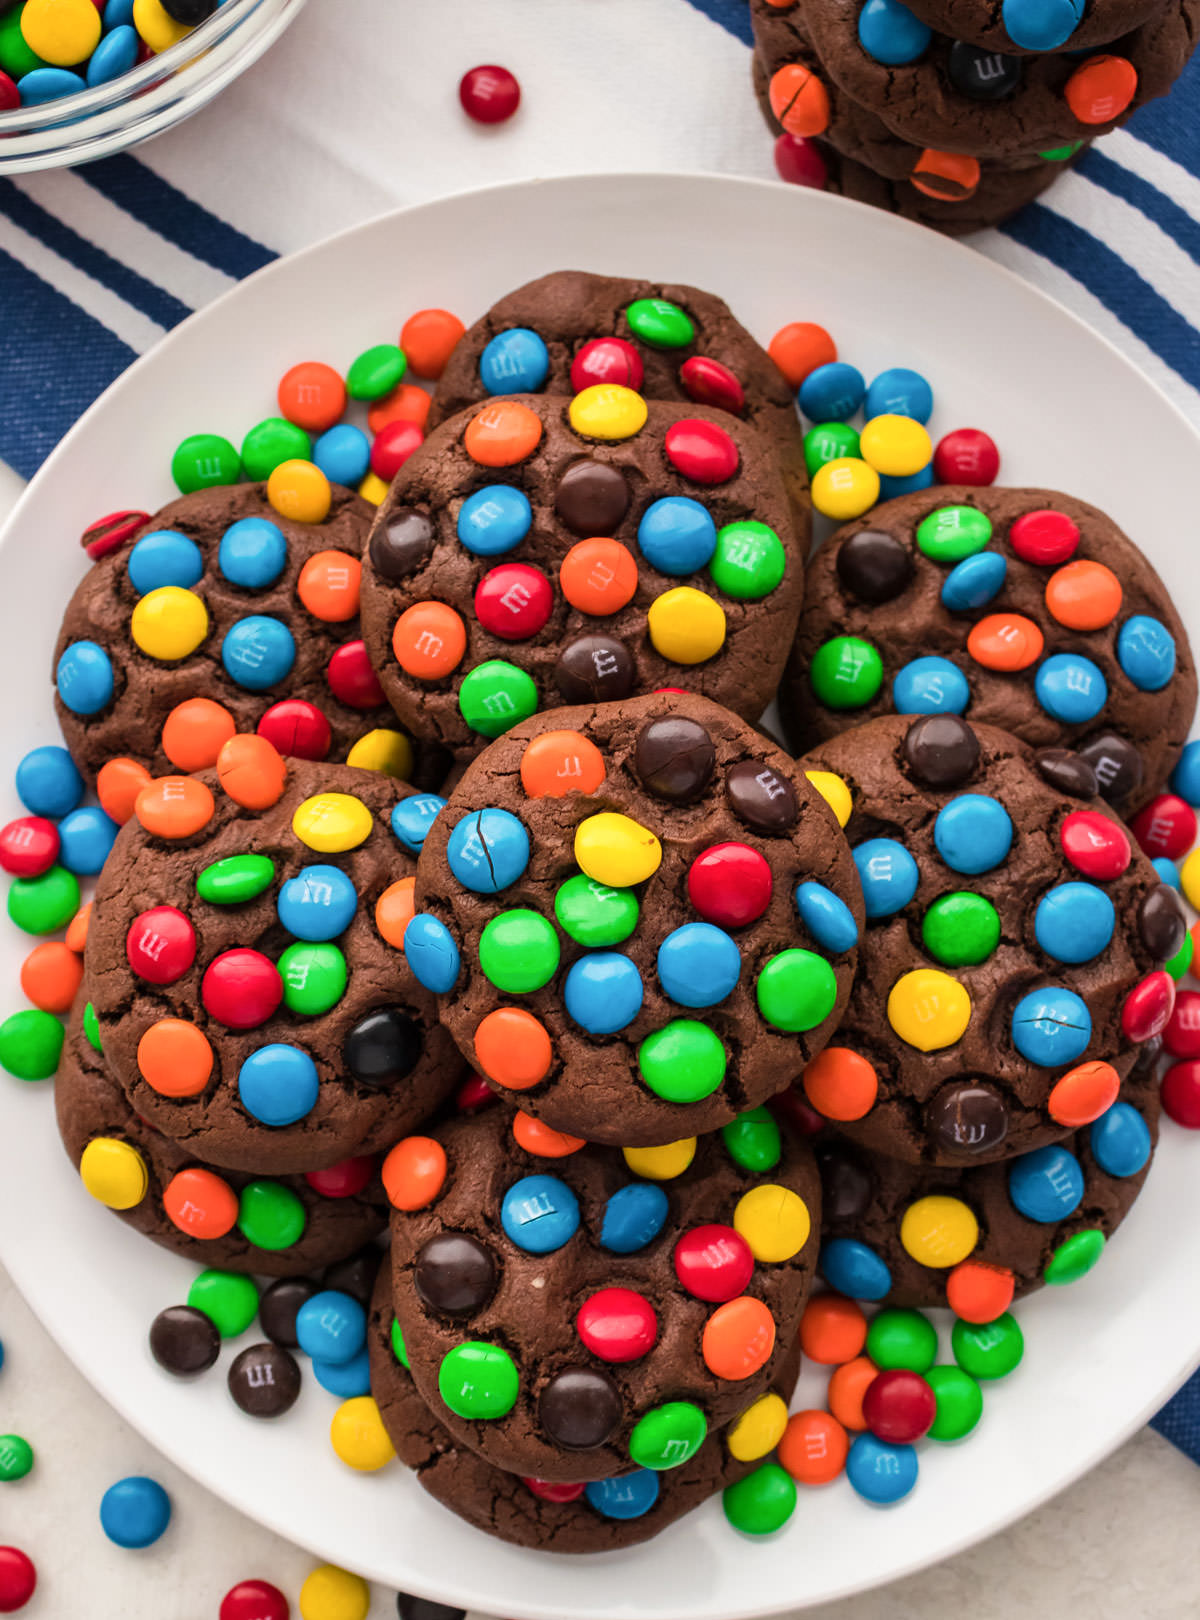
xmin=1 ymin=173 xmax=1198 ymax=1620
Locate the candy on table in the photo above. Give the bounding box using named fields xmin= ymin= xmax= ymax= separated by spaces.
xmin=0 ymin=1547 xmax=36 ymax=1613
xmin=458 ymin=62 xmax=520 ymax=123
xmin=220 ymin=1582 xmax=291 ymax=1620
xmin=98 ymin=1474 xmax=171 ymax=1548
xmin=299 ymin=1564 xmax=371 ymax=1620
xmin=0 ymin=1435 xmax=32 ymax=1483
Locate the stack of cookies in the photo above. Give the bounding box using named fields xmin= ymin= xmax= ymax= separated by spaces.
xmin=45 ymin=267 xmax=1198 ymax=1552
xmin=750 ymin=0 xmax=1200 ymax=233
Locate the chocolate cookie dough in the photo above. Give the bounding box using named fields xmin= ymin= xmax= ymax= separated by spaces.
xmin=799 ymin=714 xmax=1184 ymax=1164
xmin=85 ymin=743 xmax=462 ymax=1174
xmin=904 ymin=0 xmax=1168 ymax=56
xmin=56 ymin=1011 xmax=387 ymax=1276
xmin=382 ymin=1103 xmax=819 ymax=1483
xmin=359 ymin=394 xmax=804 ymax=762
xmin=822 ymin=146 xmax=1066 ymax=235
xmin=785 ymin=486 xmax=1196 ymax=816
xmin=54 ymin=483 xmax=437 ymax=787
xmin=408 ymin=693 xmax=863 ymax=1147
xmin=368 ymin=1267 xmax=802 ymax=1553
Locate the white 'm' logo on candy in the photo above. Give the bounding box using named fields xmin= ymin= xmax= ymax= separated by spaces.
xmin=500 ymin=583 xmax=532 ymax=614
xmin=415 ymin=630 xmax=444 ymax=658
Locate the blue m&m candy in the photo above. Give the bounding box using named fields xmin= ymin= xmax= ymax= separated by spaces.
xmin=479 ymin=328 xmax=551 ymax=394
xmin=87 ymin=23 xmax=138 ymax=85
xmin=16 ymin=747 xmax=83 ymax=818
xmin=846 ymin=1434 xmax=918 ymax=1504
xmin=1002 ymin=0 xmax=1084 ymax=51
xmin=403 ymin=913 xmax=460 ymax=992
xmin=218 ymin=518 xmax=289 ymax=588
xmin=56 ymin=641 xmax=114 ymax=715
xmin=221 ymin=616 xmax=296 ymax=690
xmin=447 ymin=807 xmax=530 ymax=893
xmin=564 ymin=953 xmax=644 ymax=1033
xmin=1035 ymin=654 xmax=1107 ymax=723
xmin=57 ymin=807 xmax=119 ymax=875
xmin=600 ymin=1183 xmax=670 ymax=1253
xmin=1117 ymin=616 xmax=1176 ymax=692
xmin=1034 ymin=882 xmax=1115 ymax=963
xmin=798 ymin=363 xmax=866 ymax=423
xmin=237 ymin=1045 xmax=320 ymax=1126
xmin=819 ymin=1238 xmax=892 ymax=1301
xmin=501 ymin=1174 xmax=581 ymax=1254
xmin=865 ymin=364 xmax=934 ymax=421
xmin=586 ymin=1470 xmax=660 ymax=1520
xmin=1090 ymin=1102 xmax=1152 ymax=1178
xmin=878 ymin=466 xmax=935 ymax=501
xmin=295 ymin=1290 xmax=367 ymax=1364
xmin=1170 ymin=740 xmax=1200 ymax=807
xmin=941 ymin=551 xmax=1007 ymax=611
xmin=313 ymin=424 xmax=371 ymax=487
xmin=457 ymin=486 xmax=533 ymax=556
xmin=21 ymin=68 xmax=86 ymax=104
xmin=127 ymin=531 xmax=203 ymax=595
xmin=276 ymin=865 xmax=358 ymax=941
xmin=892 ymin=657 xmax=969 ymax=716
xmin=99 ymin=1476 xmax=171 ymax=1549
xmin=1153 ymin=857 xmax=1181 ymax=890
xmin=637 ymin=498 xmax=717 ymax=575
xmin=795 ymin=882 xmax=859 ymax=954
xmin=1008 ymin=1144 xmax=1085 ymax=1222
xmin=934 ymin=794 xmax=1013 ymax=875
xmin=656 ymin=923 xmax=741 ymax=1007
xmin=391 ymin=794 xmax=446 ymax=854
xmin=312 ymin=1347 xmax=372 ymax=1399
xmin=854 ymin=838 xmax=919 ymax=918
xmin=1011 ymin=987 xmax=1091 ymax=1066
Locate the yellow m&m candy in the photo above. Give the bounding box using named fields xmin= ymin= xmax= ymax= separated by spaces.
xmin=726 ymin=1391 xmax=789 ymax=1462
xmin=1181 ymin=847 xmax=1200 ymax=911
xmin=811 ymin=457 xmax=880 ymax=521
xmin=293 ymin=793 xmax=373 ymax=853
xmin=329 ymin=1396 xmax=396 ymax=1472
xmin=345 ymin=729 xmax=414 ymax=778
xmin=647 ymin=587 xmax=726 ymax=664
xmin=80 ymin=1138 xmax=148 ymax=1210
xmin=21 ymin=0 xmax=101 ymax=65
xmin=132 ymin=0 xmax=191 ymax=51
xmin=886 ymin=969 xmax=971 ymax=1051
xmin=298 ymin=1564 xmax=370 ymax=1620
xmin=623 ymin=1138 xmax=696 ymax=1181
xmin=130 ymin=586 xmax=209 ymax=661
xmin=805 ymin=769 xmax=852 ymax=828
xmin=575 ymin=812 xmax=661 ymax=887
xmin=268 ymin=458 xmax=332 ymax=524
xmin=900 ymin=1195 xmax=979 ymax=1268
xmin=859 ymin=415 xmax=933 ymax=479
xmin=568 ymin=384 xmax=648 ymax=441
xmin=357 ymin=471 xmax=389 ymax=506
xmin=734 ymin=1185 xmax=811 ymax=1262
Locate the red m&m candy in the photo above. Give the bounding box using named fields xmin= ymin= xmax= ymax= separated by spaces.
xmin=1009 ymin=509 xmax=1080 ymax=566
xmin=674 ymin=1225 xmax=755 ymax=1303
xmin=305 ymin=1156 xmax=375 ymax=1199
xmin=1164 ymin=991 xmax=1200 ymax=1060
xmin=774 ymin=132 xmax=828 ymax=189
xmin=474 ymin=563 xmax=554 ymax=640
xmin=125 ymin=907 xmax=196 ymax=985
xmin=1129 ymin=794 xmax=1197 ymax=862
xmin=370 ymin=419 xmax=424 ymax=481
xmin=201 ymin=949 xmax=283 ymax=1029
xmin=664 ymin=419 xmax=739 ymax=485
xmin=523 ymin=1477 xmax=587 ymax=1503
xmin=1121 ymin=971 xmax=1175 ymax=1042
xmin=576 ymin=1288 xmax=658 ymax=1362
xmin=1162 ymin=1060 xmax=1200 ymax=1129
xmin=1060 ymin=810 xmax=1131 ymax=880
xmin=687 ymin=843 xmax=773 ymax=928
xmin=82 ymin=509 xmax=151 ymax=561
xmin=862 ymin=1369 xmax=936 ymax=1444
xmin=0 ymin=1547 xmax=36 ymax=1613
xmin=571 ymin=338 xmax=644 ymax=393
xmin=931 ymin=429 xmax=999 ymax=487
xmin=257 ymin=699 xmax=333 ymax=760
xmin=459 ymin=63 xmax=521 ymax=123
xmin=327 ymin=641 xmax=386 ymax=709
xmin=220 ymin=1580 xmax=289 ymax=1620
xmin=0 ymin=817 xmax=59 ymax=878
xmin=679 ymin=357 xmax=746 ymax=416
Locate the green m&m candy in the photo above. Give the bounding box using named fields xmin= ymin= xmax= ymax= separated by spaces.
xmin=723 ymin=1461 xmax=797 ymax=1535
xmin=1166 ymin=929 xmax=1194 ymax=981
xmin=82 ymin=1001 xmax=102 ymax=1053
xmin=721 ymin=1107 xmax=782 ymax=1173
xmin=279 ymin=942 xmax=348 ymax=1016
xmin=1040 ymin=140 xmax=1084 ymax=161
xmin=629 ymin=1401 xmax=707 ymax=1470
xmin=916 ymin=505 xmax=992 ymax=562
xmin=922 ymin=892 xmax=1000 ymax=967
xmin=438 ymin=1342 xmax=519 ymax=1420
xmin=8 ymin=865 xmax=80 ymax=935
xmin=554 ymin=875 xmax=639 ymax=947
xmin=0 ymin=1009 xmax=64 ymax=1081
xmin=925 ymin=1365 xmax=983 ymax=1441
xmin=866 ymin=1307 xmax=938 ymax=1373
xmin=755 ymin=949 xmax=837 ymax=1033
xmin=346 ymin=343 xmax=407 ymax=400
xmin=624 ymin=298 xmax=695 ymax=348
xmin=391 ymin=1317 xmax=410 ymax=1368
xmin=171 ymin=433 xmax=241 ymax=495
xmin=951 ymin=1312 xmax=1023 ymax=1380
xmin=187 ymin=1270 xmax=259 ymax=1338
xmin=1044 ymin=1228 xmax=1105 ymax=1285
xmin=0 ymin=1435 xmax=34 ymax=1482
xmin=479 ymin=909 xmax=560 ymax=993
xmin=458 ymin=660 xmax=538 ymax=738
xmin=197 ymin=853 xmax=277 ymax=906
xmin=237 ymin=1181 xmax=307 ymax=1251
xmin=803 ymin=422 xmax=860 ymax=478
xmin=709 ymin=521 xmax=786 ymax=600
xmin=809 ymin=636 xmax=883 ymax=710
xmin=0 ymin=7 xmax=45 ymax=78
xmin=638 ymin=1021 xmax=726 ymax=1103
xmin=241 ymin=417 xmax=312 ymax=481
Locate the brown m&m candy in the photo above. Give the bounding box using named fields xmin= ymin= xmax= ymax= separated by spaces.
xmin=926 ymin=1081 xmax=1010 ymax=1158
xmin=554 ymin=460 xmax=632 ymax=536
xmin=902 ymin=714 xmax=980 ymax=789
xmin=554 ymin=635 xmax=636 ymax=703
xmin=414 ymin=1233 xmax=498 ymax=1316
xmin=227 ymin=1342 xmax=302 ymax=1417
xmin=369 ymin=509 xmax=436 ymax=581
xmin=538 ymin=1368 xmax=624 ymax=1451
xmin=725 ymin=761 xmax=799 ymax=833
xmin=149 ymin=1305 xmax=221 ymax=1376
xmin=836 ymin=530 xmax=914 ymax=604
xmin=1035 ymin=747 xmax=1099 ymax=799
xmin=259 ymin=1278 xmax=316 ymax=1347
xmin=633 ymin=717 xmax=716 ymax=803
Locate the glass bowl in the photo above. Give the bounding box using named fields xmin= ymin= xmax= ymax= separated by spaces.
xmin=0 ymin=0 xmax=308 ymax=174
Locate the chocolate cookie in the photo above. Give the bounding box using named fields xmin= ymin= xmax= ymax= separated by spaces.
xmin=382 ymin=1103 xmax=817 ymax=1484
xmin=784 ymin=487 xmax=1196 ymax=816
xmin=429 ymin=269 xmax=808 ymax=526
xmin=408 ymin=693 xmax=863 ymax=1147
xmin=55 ymin=1010 xmax=387 ymax=1276
xmin=359 ymin=394 xmax=803 ymax=762
xmin=822 ymin=146 xmax=1067 ymax=235
xmin=85 ymin=742 xmax=462 ymax=1173
xmin=368 ymin=1267 xmax=802 ymax=1553
xmin=903 ymin=0 xmax=1168 ymax=56
xmin=54 ymin=483 xmax=438 ymax=787
xmin=798 ymin=714 xmax=1184 ymax=1164
xmin=817 ymin=1064 xmax=1159 ymax=1308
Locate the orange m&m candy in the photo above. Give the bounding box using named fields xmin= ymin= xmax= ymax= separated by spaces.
xmin=381 ymin=1136 xmax=447 ymax=1210
xmin=1044 ymin=559 xmax=1123 ymax=631
xmin=511 ymin=1112 xmax=587 ymax=1158
xmin=137 ymin=1019 xmax=213 ymax=1098
xmin=768 ymin=322 xmax=837 ymax=389
xmin=474 ymin=1007 xmax=553 ymax=1091
xmin=1047 ymin=1059 xmax=1120 ymax=1127
xmin=392 ymin=602 xmax=467 ymax=681
xmin=799 ymin=1293 xmax=867 ymax=1365
xmin=802 ymin=1047 xmax=878 ymax=1122
xmin=216 ymin=734 xmax=288 ymax=811
xmin=400 ymin=309 xmax=466 ymax=380
xmin=463 ymin=400 xmax=542 ymax=467
xmin=559 ymin=538 xmax=639 ymax=616
xmin=65 ymin=901 xmax=91 ymax=954
xmin=768 ymin=64 xmax=830 ymax=137
xmin=519 ymin=731 xmax=607 ymax=798
xmin=161 ymin=698 xmax=237 ymax=772
xmin=911 ymin=150 xmax=980 ymax=202
xmin=298 ymin=551 xmax=362 ymax=623
xmin=98 ymin=757 xmax=154 ymax=825
xmin=1064 ymin=55 xmax=1137 ymax=125
xmin=278 ymin=361 xmax=346 ymax=433
xmin=20 ymin=941 xmax=83 ymax=1013
xmin=966 ymin=613 xmax=1044 ymax=671
xmin=828 ymin=1356 xmax=878 ymax=1431
xmin=135 ymin=775 xmax=215 ymax=839
xmin=701 ymin=1296 xmax=776 ymax=1381
xmin=368 ymin=383 xmax=432 ymax=435
xmin=778 ymin=1410 xmax=849 ymax=1485
xmin=945 ymin=1259 xmax=1015 ymax=1324
xmin=376 ymin=877 xmax=417 ymax=949
xmin=163 ymin=1167 xmax=238 ymax=1239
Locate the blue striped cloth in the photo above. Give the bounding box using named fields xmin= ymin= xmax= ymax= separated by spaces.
xmin=1 ymin=0 xmax=1198 ymax=1457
